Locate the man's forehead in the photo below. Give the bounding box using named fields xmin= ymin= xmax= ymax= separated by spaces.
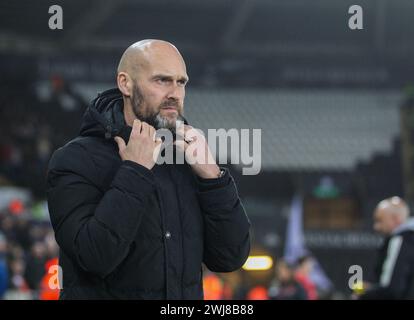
xmin=374 ymin=208 xmax=385 ymax=218
xmin=143 ymin=58 xmax=188 ymax=78
xmin=153 ymin=49 xmax=185 ymax=65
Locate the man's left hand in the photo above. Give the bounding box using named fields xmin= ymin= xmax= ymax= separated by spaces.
xmin=174 ymin=125 xmax=221 ymax=179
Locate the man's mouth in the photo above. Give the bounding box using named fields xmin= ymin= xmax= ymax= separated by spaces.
xmin=161 ymin=106 xmax=178 ymax=112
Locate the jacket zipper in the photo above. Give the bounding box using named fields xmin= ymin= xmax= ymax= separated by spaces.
xmin=170 ymin=167 xmax=185 ymax=299
xmin=154 ymin=182 xmax=169 ymax=300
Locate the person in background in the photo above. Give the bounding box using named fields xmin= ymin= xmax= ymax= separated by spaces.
xmin=24 ymin=241 xmax=47 ymax=292
xmin=358 ymin=197 xmax=414 ymax=299
xmin=268 ymin=259 xmax=307 ymax=300
xmin=0 ymin=232 xmax=8 ymax=299
xmin=38 ymin=257 xmax=60 ymax=300
xmin=203 ymin=270 xmax=224 ymax=300
xmin=294 ymin=255 xmax=318 ymax=300
xmin=246 ymin=286 xmax=269 ymax=300
xmin=8 ymin=258 xmax=29 ymax=294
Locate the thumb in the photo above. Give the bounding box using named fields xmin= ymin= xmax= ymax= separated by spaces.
xmin=114 ymin=136 xmax=126 ymax=151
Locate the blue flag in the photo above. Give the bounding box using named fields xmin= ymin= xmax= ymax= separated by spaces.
xmin=284 ymin=194 xmax=332 ymax=292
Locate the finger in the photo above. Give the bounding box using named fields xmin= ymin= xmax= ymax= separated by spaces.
xmin=152 ymin=139 xmax=163 ymax=163
xmin=141 ymin=122 xmax=150 ymax=136
xmin=131 ymin=119 xmax=142 ymax=138
xmin=184 ymin=125 xmax=198 ymax=137
xmin=152 ymin=130 xmax=162 ymax=143
xmin=149 ymin=125 xmax=156 ymax=139
xmin=184 ymin=129 xmax=198 ymax=143
xmin=114 ymin=136 xmax=126 ymax=151
xmin=176 ymin=123 xmax=185 ymax=135
xmin=185 ymin=135 xmax=197 ymax=144
xmin=183 ymin=125 xmax=196 ymax=140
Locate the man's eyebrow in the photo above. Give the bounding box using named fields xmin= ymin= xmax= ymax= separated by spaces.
xmin=152 ymin=74 xmax=189 ymax=82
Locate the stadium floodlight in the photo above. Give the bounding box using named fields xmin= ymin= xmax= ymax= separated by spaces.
xmin=242 ymin=256 xmax=273 ymax=271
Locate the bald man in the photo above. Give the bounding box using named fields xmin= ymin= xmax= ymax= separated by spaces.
xmin=46 ymin=40 xmax=251 ymax=299
xmin=359 ymin=197 xmax=414 ymax=299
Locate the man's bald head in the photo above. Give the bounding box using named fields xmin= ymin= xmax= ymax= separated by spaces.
xmin=117 ymin=39 xmax=186 ymax=80
xmin=373 ymin=197 xmax=410 ymax=235
xmin=377 ymin=197 xmax=409 ymax=220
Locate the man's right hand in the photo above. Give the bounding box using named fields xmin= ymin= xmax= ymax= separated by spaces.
xmin=114 ymin=119 xmax=162 ymax=170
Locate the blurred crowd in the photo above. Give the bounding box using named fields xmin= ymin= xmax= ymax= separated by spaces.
xmin=203 ymin=255 xmax=329 ymax=300
xmin=0 ymin=76 xmax=86 ymax=299
xmin=0 ymin=76 xmax=85 ymax=199
xmin=0 ymin=206 xmax=59 ymax=299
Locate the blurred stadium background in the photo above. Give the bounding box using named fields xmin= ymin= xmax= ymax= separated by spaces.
xmin=1 ymin=0 xmax=414 ymax=299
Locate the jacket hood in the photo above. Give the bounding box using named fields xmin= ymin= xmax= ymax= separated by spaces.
xmin=79 ymin=88 xmax=188 ymax=144
xmin=79 ymin=88 xmax=131 ymax=142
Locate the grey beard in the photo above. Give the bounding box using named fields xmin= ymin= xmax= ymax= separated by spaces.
xmin=153 ymin=114 xmax=185 ymax=134
xmin=131 ymin=108 xmax=184 ymax=134
xmin=130 ymin=84 xmax=184 ymax=133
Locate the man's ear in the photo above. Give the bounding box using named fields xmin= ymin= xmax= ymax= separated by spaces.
xmin=117 ymin=72 xmax=132 ymax=97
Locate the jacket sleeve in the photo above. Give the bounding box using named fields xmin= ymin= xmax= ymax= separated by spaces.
xmin=46 ymin=142 xmax=155 ymax=279
xmin=360 ymin=235 xmax=410 ymax=299
xmin=197 ymin=168 xmax=251 ymax=272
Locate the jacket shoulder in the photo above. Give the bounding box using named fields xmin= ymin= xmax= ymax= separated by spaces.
xmin=399 ymin=230 xmax=414 ymax=245
xmin=48 ymin=137 xmax=98 ymax=176
xmin=48 ymin=136 xmax=120 ymax=190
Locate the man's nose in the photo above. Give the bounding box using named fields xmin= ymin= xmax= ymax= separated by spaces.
xmin=166 ymin=83 xmax=183 ymax=100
